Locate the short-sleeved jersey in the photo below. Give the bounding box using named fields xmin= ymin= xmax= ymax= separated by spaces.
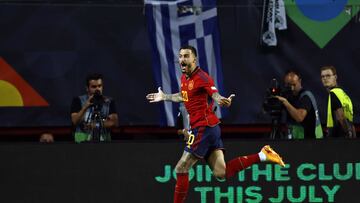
xmin=180 ymin=67 xmax=220 ymax=128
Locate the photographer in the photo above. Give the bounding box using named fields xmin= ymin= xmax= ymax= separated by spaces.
xmin=275 ymin=71 xmax=323 ymax=139
xmin=70 ymin=73 xmax=118 ymax=143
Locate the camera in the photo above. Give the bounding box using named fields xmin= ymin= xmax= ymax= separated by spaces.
xmin=263 ymin=78 xmax=292 ymax=117
xmin=91 ymin=90 xmax=105 ymax=111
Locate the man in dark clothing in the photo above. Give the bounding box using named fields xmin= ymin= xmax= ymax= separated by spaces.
xmin=320 ymin=65 xmax=356 ymax=138
xmin=276 ymin=70 xmax=323 ymax=139
xmin=70 ymin=73 xmax=118 ymax=143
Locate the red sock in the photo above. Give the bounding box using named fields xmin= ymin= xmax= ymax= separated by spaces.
xmin=226 ymin=154 xmax=260 ymax=179
xmin=174 ymin=173 xmax=189 ymax=203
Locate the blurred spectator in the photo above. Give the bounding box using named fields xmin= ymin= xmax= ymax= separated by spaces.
xmin=39 ymin=132 xmax=54 ymax=143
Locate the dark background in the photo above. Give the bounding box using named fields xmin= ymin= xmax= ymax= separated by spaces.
xmin=0 ymin=0 xmax=359 ymax=127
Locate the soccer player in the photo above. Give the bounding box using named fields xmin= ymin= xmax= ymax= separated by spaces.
xmin=146 ymin=45 xmax=285 ymax=203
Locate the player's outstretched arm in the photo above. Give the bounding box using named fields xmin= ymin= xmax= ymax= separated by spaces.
xmin=146 ymin=87 xmax=184 ymax=103
xmin=212 ymin=92 xmax=235 ymax=107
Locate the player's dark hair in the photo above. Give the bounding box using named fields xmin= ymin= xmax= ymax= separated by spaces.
xmin=180 ymin=45 xmax=197 ymax=57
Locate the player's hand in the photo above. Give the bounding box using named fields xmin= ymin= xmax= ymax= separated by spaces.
xmin=183 ymin=129 xmax=191 ymax=141
xmin=177 ymin=129 xmax=192 ymax=141
xmin=219 ymin=94 xmax=235 ymax=107
xmin=146 ymin=87 xmax=165 ymax=103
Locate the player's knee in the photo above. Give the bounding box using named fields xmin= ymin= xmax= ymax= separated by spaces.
xmin=175 ymin=161 xmax=190 ymax=173
xmin=213 ymin=170 xmax=226 ymax=179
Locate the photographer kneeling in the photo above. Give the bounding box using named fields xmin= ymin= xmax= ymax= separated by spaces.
xmin=275 ymin=71 xmax=323 ymax=139
xmin=71 ymin=73 xmax=119 ymax=143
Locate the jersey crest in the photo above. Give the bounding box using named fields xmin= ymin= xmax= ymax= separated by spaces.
xmin=188 ymin=80 xmax=194 ymax=90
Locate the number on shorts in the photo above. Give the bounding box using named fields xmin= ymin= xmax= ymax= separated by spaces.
xmin=186 ymin=133 xmax=194 ymax=148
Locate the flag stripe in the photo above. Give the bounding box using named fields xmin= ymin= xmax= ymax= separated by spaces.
xmin=154 ymin=3 xmax=175 ymax=125
xmin=197 ymin=37 xmax=209 ymax=73
xmin=163 ymin=4 xmax=181 ymax=125
xmin=160 ymin=4 xmax=178 ymax=125
xmin=146 ymin=4 xmax=168 ymax=125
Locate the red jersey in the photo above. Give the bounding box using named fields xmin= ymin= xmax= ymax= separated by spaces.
xmin=180 ymin=67 xmax=220 ymax=128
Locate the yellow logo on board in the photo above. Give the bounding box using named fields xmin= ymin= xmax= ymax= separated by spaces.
xmin=0 ymin=57 xmax=49 ymax=107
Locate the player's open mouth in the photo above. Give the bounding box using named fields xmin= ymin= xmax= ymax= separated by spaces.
xmin=181 ymin=62 xmax=187 ymax=71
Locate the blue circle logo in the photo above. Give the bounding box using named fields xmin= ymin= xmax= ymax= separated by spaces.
xmin=296 ymin=0 xmax=348 ymax=21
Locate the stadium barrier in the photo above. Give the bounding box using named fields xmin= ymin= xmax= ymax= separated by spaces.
xmin=0 ymin=139 xmax=359 ymax=202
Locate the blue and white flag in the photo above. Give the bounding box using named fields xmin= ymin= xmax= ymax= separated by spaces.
xmin=145 ymin=0 xmax=224 ymax=126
